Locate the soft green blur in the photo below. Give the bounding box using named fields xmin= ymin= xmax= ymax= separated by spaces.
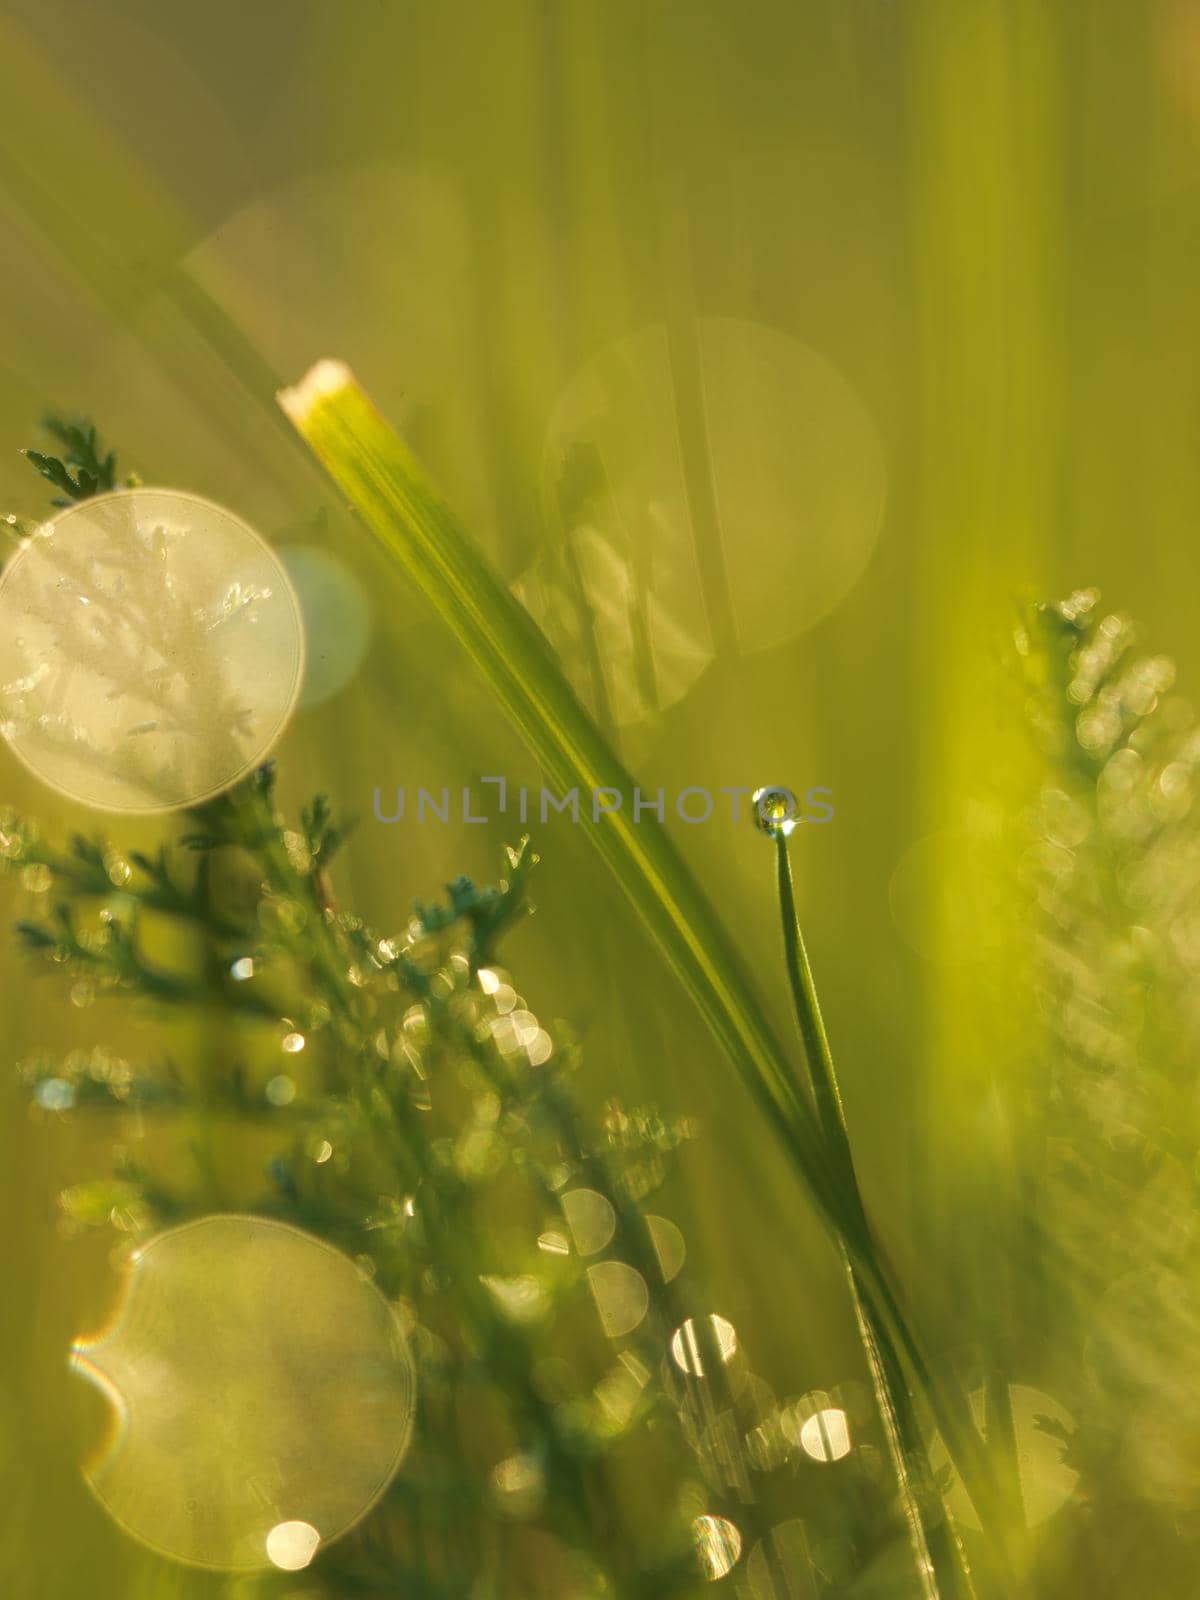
xmin=1 ymin=3 xmax=1198 ymax=1596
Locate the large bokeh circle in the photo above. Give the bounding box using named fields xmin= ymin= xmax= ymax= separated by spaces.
xmin=0 ymin=489 xmax=304 ymax=811
xmin=72 ymin=1214 xmax=416 ymax=1571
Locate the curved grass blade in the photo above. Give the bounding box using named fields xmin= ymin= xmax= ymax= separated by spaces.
xmin=277 ymin=361 xmax=1006 ymax=1575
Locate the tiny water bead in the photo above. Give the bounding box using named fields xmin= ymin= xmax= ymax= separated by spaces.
xmin=0 ymin=490 xmax=304 ymax=812
xmin=71 ymin=1214 xmax=415 ymax=1571
xmin=753 ymin=786 xmax=799 ymax=837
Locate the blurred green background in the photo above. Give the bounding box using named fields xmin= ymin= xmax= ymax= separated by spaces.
xmin=2 ymin=1 xmax=1200 ymax=1594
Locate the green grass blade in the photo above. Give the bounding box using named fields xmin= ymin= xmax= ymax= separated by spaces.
xmin=278 ymin=361 xmax=1003 ymax=1568
xmin=772 ymin=831 xmax=979 ymax=1598
xmin=279 ymin=361 xmax=836 ymax=1205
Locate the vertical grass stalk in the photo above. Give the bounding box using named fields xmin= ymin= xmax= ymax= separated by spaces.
xmin=770 ymin=820 xmax=978 ymax=1598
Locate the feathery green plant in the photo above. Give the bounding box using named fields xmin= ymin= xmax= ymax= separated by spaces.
xmin=4 ymin=422 xmax=968 ymax=1597
xmin=23 ymin=417 xmax=120 ymax=506
xmin=1015 ymin=591 xmax=1200 ymax=1580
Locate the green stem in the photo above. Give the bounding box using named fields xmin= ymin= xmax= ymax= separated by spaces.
xmin=772 ymin=831 xmax=981 ymax=1600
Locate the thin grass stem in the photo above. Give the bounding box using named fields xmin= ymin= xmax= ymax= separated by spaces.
xmin=771 ymin=827 xmax=983 ymax=1598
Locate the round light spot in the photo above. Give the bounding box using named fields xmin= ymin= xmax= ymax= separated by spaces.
xmin=522 ymin=318 xmax=885 ymax=731
xmin=931 ymin=1383 xmax=1077 ymax=1531
xmin=490 ymin=1452 xmax=545 ymax=1518
xmin=281 ymin=545 xmax=371 ymax=708
xmin=70 ymin=1214 xmax=415 ymax=1570
xmin=586 ymin=1261 xmax=649 ymax=1339
xmin=798 ymin=1407 xmax=852 ymax=1463
xmin=0 ymin=490 xmax=304 ymax=812
xmin=693 ymin=1513 xmax=742 ymax=1581
xmin=561 ymin=1188 xmax=616 ymax=1256
xmin=646 ymin=1215 xmax=686 ymax=1282
xmin=35 ymin=1077 xmax=76 ymax=1112
xmin=670 ymin=1314 xmax=738 ymax=1378
xmin=265 ymin=1521 xmax=320 ymax=1572
xmin=480 ymin=1274 xmax=548 ymax=1325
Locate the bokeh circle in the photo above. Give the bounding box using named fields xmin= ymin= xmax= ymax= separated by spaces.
xmin=71 ymin=1214 xmax=416 ymax=1570
xmin=0 ymin=489 xmax=304 ymax=811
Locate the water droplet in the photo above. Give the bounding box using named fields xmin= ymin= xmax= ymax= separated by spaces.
xmin=230 ymin=957 xmax=255 ymax=981
xmin=266 ymin=1075 xmax=296 ymax=1107
xmin=753 ymin=786 xmax=798 ymax=837
xmin=281 ymin=1032 xmax=306 ymax=1054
